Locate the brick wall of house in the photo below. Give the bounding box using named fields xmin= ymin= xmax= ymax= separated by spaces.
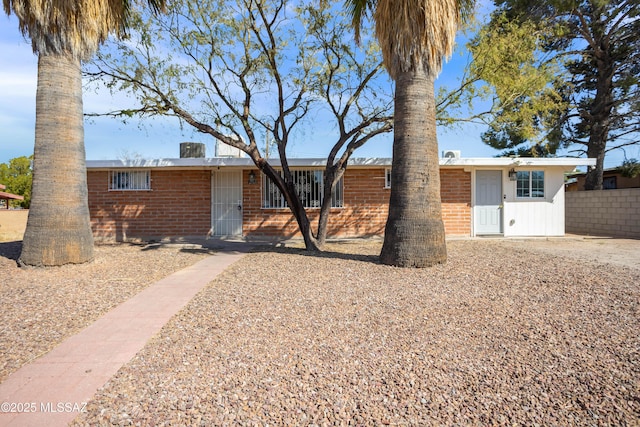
xmin=243 ymin=168 xmax=471 ymax=239
xmin=242 ymin=169 xmax=390 ymax=239
xmin=88 ymin=167 xmax=471 ymax=241
xmin=88 ymin=170 xmax=212 ymax=241
xmin=440 ymin=168 xmax=472 ymax=236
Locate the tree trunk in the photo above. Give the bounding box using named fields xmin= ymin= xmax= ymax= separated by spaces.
xmin=19 ymin=52 xmax=95 ymax=267
xmin=286 ymin=182 xmax=321 ymax=251
xmin=583 ymin=88 xmax=610 ymax=191
xmin=583 ymin=37 xmax=613 ymax=191
xmin=315 ymin=167 xmax=342 ymax=248
xmin=315 ymin=195 xmax=332 ymax=248
xmin=584 ymin=144 xmax=605 ymax=190
xmin=379 ymin=69 xmax=446 ymax=268
xmin=259 ymin=163 xmax=321 ymax=251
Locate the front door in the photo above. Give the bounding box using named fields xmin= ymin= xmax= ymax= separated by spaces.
xmin=211 ymin=171 xmax=243 ymax=237
xmin=475 ymin=170 xmax=503 ymax=235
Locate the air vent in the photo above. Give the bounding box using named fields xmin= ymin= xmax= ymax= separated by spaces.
xmin=180 ymin=142 xmax=206 ymax=158
xmin=442 ymin=150 xmax=461 ymax=159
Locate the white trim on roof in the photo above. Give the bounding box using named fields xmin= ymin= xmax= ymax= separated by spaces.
xmin=86 ymin=158 xmax=252 ymax=169
xmin=86 ymin=157 xmax=596 ymax=169
xmin=440 ymin=157 xmax=596 ymax=167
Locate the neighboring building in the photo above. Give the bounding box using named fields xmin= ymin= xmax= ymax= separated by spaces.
xmin=566 ymin=167 xmax=640 ymax=191
xmin=0 ymin=183 xmax=24 ymax=209
xmin=86 ymin=154 xmax=595 ymax=242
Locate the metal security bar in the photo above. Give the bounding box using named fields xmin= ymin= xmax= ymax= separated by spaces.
xmin=108 ymin=170 xmax=151 ymax=191
xmin=262 ymin=170 xmax=343 ymax=209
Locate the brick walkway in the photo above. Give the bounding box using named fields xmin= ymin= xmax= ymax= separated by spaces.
xmin=0 ymin=247 xmax=249 ymax=426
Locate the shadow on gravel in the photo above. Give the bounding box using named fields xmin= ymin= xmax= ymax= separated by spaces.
xmin=100 ymin=238 xmax=381 ymax=263
xmin=251 ymin=245 xmax=380 ymax=264
xmin=0 ymin=241 xmax=22 ymax=262
xmin=119 ymin=239 xmax=252 ymax=255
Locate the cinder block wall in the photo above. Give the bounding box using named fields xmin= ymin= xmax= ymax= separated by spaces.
xmin=566 ymin=188 xmax=640 ymax=238
xmin=88 ymin=170 xmax=212 ymax=241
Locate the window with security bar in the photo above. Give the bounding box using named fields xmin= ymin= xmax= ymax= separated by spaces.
xmin=262 ymin=170 xmax=343 ymax=209
xmin=108 ymin=170 xmax=151 ymax=191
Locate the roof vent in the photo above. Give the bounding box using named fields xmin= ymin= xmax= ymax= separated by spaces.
xmin=442 ymin=150 xmax=461 ymax=159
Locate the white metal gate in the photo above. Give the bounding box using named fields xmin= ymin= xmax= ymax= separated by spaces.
xmin=211 ymin=171 xmax=243 ymax=237
xmin=475 ymin=170 xmax=503 ymax=235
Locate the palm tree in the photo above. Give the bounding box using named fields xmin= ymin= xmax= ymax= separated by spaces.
xmin=4 ymin=0 xmax=163 ymax=266
xmin=347 ymin=0 xmax=473 ymax=267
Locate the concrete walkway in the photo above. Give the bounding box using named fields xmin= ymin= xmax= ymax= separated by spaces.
xmin=0 ymin=246 xmax=250 ymax=427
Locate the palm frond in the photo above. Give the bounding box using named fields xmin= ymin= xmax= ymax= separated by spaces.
xmin=3 ymin=0 xmax=165 ymax=59
xmin=375 ymin=0 xmax=467 ymax=79
xmin=344 ymin=0 xmax=376 ymax=44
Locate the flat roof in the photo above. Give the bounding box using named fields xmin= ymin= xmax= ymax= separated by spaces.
xmin=86 ymin=157 xmax=596 ymax=169
xmin=0 ymin=191 xmax=24 ymax=201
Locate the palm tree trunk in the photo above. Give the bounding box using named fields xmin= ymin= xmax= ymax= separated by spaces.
xmin=379 ymin=68 xmax=446 ymax=267
xmin=19 ymin=52 xmax=95 ymax=266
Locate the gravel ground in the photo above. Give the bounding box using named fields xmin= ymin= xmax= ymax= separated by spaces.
xmin=0 ymin=242 xmax=210 ymax=382
xmin=67 ymin=239 xmax=639 ymax=426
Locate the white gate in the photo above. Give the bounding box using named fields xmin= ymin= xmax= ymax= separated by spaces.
xmin=211 ymin=171 xmax=243 ymax=237
xmin=475 ymin=170 xmax=503 ymax=235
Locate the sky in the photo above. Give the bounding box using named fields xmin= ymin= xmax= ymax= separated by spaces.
xmin=0 ymin=9 xmax=634 ymax=168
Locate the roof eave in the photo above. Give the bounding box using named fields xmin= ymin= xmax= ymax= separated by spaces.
xmin=0 ymin=191 xmax=25 ymax=200
xmin=86 ymin=157 xmax=597 ymax=169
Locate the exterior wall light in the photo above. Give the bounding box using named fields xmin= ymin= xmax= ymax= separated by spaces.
xmin=508 ymin=168 xmax=518 ymax=181
xmin=248 ymin=170 xmax=257 ymax=185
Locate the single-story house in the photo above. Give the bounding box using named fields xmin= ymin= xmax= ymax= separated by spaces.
xmin=566 ymin=167 xmax=640 ymax=191
xmin=85 ymin=152 xmax=595 ymax=241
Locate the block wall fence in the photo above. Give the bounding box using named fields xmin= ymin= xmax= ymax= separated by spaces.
xmin=565 ymin=188 xmax=640 ymax=239
xmin=87 ymin=168 xmax=472 ymax=241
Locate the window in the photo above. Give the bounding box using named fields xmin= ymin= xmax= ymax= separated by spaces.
xmin=109 ymin=170 xmax=151 ymax=191
xmin=262 ymin=170 xmax=343 ymax=209
xmin=385 ymin=168 xmax=392 ymax=188
xmin=603 ymin=176 xmax=617 ymax=190
xmin=516 ymin=170 xmax=544 ymax=198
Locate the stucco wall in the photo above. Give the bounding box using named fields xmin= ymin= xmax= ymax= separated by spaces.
xmin=565 ymin=188 xmax=640 ymax=238
xmin=502 ymin=167 xmax=567 ymax=237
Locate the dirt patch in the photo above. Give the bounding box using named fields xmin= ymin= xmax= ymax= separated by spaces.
xmin=0 ymin=210 xmax=27 ymax=242
xmin=495 ymin=235 xmax=640 ymax=271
